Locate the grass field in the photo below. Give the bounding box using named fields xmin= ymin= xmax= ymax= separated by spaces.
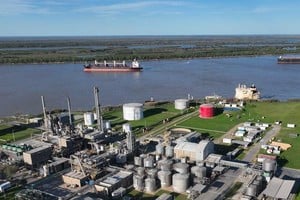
xmin=176 ymin=101 xmax=300 ymax=169
xmin=128 ymin=189 xmax=186 ymax=200
xmin=0 ymin=124 xmax=41 ymax=144
xmin=103 ymin=102 xmax=184 ymax=136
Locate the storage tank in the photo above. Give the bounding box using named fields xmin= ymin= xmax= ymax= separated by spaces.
xmin=199 ymin=104 xmax=214 ymax=119
xmin=123 ymin=103 xmax=144 ymax=121
xmin=175 ymin=99 xmax=189 ymax=110
xmin=122 ymin=123 xmax=131 ymax=133
xmin=158 ymin=159 xmax=173 ymax=171
xmin=147 ymin=168 xmax=158 ymax=179
xmin=133 ymin=175 xmax=144 ymax=191
xmin=191 ymin=166 xmax=206 ymax=178
xmin=145 ymin=178 xmax=156 ymax=193
xmin=84 ymin=112 xmax=94 ymax=126
xmin=137 ymin=167 xmax=145 ymax=177
xmin=104 ymin=121 xmax=111 ymax=130
xmin=245 ymin=184 xmax=257 ymax=197
xmin=165 ymin=145 xmax=174 ymax=158
xmin=263 ymin=159 xmax=276 ymax=172
xmin=134 ymin=156 xmax=143 ymax=166
xmin=173 ymin=162 xmax=189 ymax=174
xmin=158 ymin=170 xmax=172 ymax=188
xmin=172 ymin=173 xmax=190 ymax=193
xmin=156 ymin=143 xmax=165 ymax=155
xmin=144 ymin=156 xmax=155 ymax=168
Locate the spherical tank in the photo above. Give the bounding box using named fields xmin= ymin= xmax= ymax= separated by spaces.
xmin=175 ymin=99 xmax=189 ymax=110
xmin=145 ymin=178 xmax=156 ymax=193
xmin=156 ymin=143 xmax=165 ymax=155
xmin=165 ymin=145 xmax=174 ymax=158
xmin=199 ymin=104 xmax=214 ymax=119
xmin=263 ymin=159 xmax=276 ymax=172
xmin=172 ymin=173 xmax=190 ymax=193
xmin=134 ymin=156 xmax=143 ymax=167
xmin=158 ymin=170 xmax=172 ymax=188
xmin=173 ymin=162 xmax=189 ymax=174
xmin=84 ymin=112 xmax=94 ymax=126
xmin=144 ymin=156 xmax=155 ymax=168
xmin=245 ymin=184 xmax=257 ymax=197
xmin=123 ymin=103 xmax=144 ymax=121
xmin=191 ymin=166 xmax=206 ymax=178
xmin=133 ymin=175 xmax=144 ymax=191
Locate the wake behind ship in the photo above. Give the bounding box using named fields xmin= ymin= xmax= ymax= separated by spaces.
xmin=84 ymin=59 xmax=143 ymax=72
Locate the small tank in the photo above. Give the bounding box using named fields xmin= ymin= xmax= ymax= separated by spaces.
xmin=145 ymin=178 xmax=156 ymax=193
xmin=137 ymin=167 xmax=145 ymax=177
xmin=134 ymin=156 xmax=143 ymax=167
xmin=133 ymin=175 xmax=144 ymax=191
xmin=158 ymin=170 xmax=172 ymax=188
xmin=165 ymin=145 xmax=174 ymax=158
xmin=147 ymin=168 xmax=158 ymax=179
xmin=158 ymin=159 xmax=173 ymax=171
xmin=191 ymin=166 xmax=206 ymax=178
xmin=263 ymin=159 xmax=276 ymax=172
xmin=156 ymin=143 xmax=165 ymax=155
xmin=172 ymin=173 xmax=190 ymax=193
xmin=245 ymin=184 xmax=257 ymax=197
xmin=144 ymin=156 xmax=155 ymax=168
xmin=252 ymin=180 xmax=262 ymax=193
xmin=173 ymin=162 xmax=189 ymax=174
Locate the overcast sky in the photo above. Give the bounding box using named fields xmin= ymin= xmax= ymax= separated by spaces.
xmin=0 ymin=0 xmax=299 ymax=36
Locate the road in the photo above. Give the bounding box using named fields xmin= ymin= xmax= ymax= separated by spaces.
xmin=242 ymin=125 xmax=281 ymax=162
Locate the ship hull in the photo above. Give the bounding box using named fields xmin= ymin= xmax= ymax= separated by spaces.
xmin=84 ymin=67 xmax=143 ymax=72
xmin=278 ymin=58 xmax=300 ymax=64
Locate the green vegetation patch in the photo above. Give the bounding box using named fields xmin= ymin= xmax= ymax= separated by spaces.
xmin=0 ymin=125 xmax=40 ymax=144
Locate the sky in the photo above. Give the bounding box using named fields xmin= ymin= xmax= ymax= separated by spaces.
xmin=0 ymin=0 xmax=300 ymax=36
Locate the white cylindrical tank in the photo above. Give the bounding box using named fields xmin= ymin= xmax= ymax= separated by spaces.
xmin=134 ymin=156 xmax=143 ymax=166
xmin=263 ymin=159 xmax=276 ymax=172
xmin=158 ymin=159 xmax=173 ymax=171
xmin=175 ymin=99 xmax=189 ymax=110
xmin=147 ymin=168 xmax=158 ymax=179
xmin=173 ymin=162 xmax=189 ymax=174
xmin=123 ymin=103 xmax=144 ymax=121
xmin=137 ymin=167 xmax=145 ymax=177
xmin=156 ymin=143 xmax=165 ymax=155
xmin=84 ymin=112 xmax=94 ymax=126
xmin=158 ymin=170 xmax=172 ymax=188
xmin=172 ymin=173 xmax=190 ymax=193
xmin=133 ymin=175 xmax=144 ymax=191
xmin=144 ymin=156 xmax=155 ymax=168
xmin=104 ymin=121 xmax=111 ymax=130
xmin=122 ymin=123 xmax=131 ymax=133
xmin=165 ymin=145 xmax=174 ymax=158
xmin=145 ymin=178 xmax=156 ymax=193
xmin=191 ymin=166 xmax=206 ymax=178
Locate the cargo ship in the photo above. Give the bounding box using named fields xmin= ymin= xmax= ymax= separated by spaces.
xmin=83 ymin=59 xmax=142 ymax=72
xmin=277 ymin=56 xmax=300 ymax=64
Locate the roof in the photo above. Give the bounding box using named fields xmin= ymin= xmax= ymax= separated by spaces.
xmin=102 ymin=171 xmax=132 ymax=185
xmin=64 ymin=171 xmax=87 ymax=180
xmin=262 ymin=177 xmax=295 ymax=199
xmin=123 ymin=103 xmax=143 ymax=108
xmin=175 ymin=140 xmax=211 ymax=152
xmin=24 ymin=145 xmax=52 ymax=154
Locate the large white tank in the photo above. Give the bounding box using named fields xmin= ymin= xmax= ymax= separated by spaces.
xmin=134 ymin=156 xmax=143 ymax=166
xmin=147 ymin=168 xmax=158 ymax=179
xmin=175 ymin=99 xmax=189 ymax=110
xmin=123 ymin=103 xmax=144 ymax=121
xmin=173 ymin=162 xmax=189 ymax=174
xmin=165 ymin=145 xmax=174 ymax=158
xmin=133 ymin=175 xmax=144 ymax=191
xmin=172 ymin=173 xmax=190 ymax=193
xmin=144 ymin=156 xmax=155 ymax=168
xmin=156 ymin=143 xmax=165 ymax=155
xmin=158 ymin=159 xmax=173 ymax=171
xmin=191 ymin=166 xmax=206 ymax=178
xmin=158 ymin=170 xmax=172 ymax=188
xmin=145 ymin=178 xmax=156 ymax=193
xmin=84 ymin=112 xmax=94 ymax=126
xmin=263 ymin=159 xmax=276 ymax=172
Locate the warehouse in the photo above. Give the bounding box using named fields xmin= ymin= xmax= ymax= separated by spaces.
xmin=174 ymin=140 xmax=214 ymax=161
xmin=262 ymin=177 xmax=295 ymax=200
xmin=23 ymin=145 xmax=52 ymax=168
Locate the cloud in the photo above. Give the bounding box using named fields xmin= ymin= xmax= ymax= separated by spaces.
xmin=77 ymin=1 xmax=186 ymax=15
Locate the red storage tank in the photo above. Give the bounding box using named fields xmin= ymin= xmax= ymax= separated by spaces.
xmin=199 ymin=104 xmax=214 ymax=119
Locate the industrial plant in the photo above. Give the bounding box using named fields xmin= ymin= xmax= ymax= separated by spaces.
xmin=0 ymin=85 xmax=298 ymax=200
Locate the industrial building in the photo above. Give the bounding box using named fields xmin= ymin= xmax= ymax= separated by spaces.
xmin=62 ymin=171 xmax=89 ymax=187
xmin=261 ymin=177 xmax=295 ymax=200
xmin=23 ymin=145 xmax=52 ymax=168
xmin=174 ymin=140 xmax=214 ymax=161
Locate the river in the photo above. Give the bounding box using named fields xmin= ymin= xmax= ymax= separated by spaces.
xmin=1 ymin=55 xmax=300 ymax=117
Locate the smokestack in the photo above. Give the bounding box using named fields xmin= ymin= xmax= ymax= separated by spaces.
xmin=93 ymin=87 xmax=103 ymax=132
xmin=67 ymin=97 xmax=72 ymax=126
xmin=41 ymin=96 xmax=48 ymax=129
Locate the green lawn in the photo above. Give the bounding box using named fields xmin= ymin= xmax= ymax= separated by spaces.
xmin=128 ymin=189 xmax=187 ymax=200
xmin=103 ymin=102 xmax=184 ymax=136
xmin=0 ymin=124 xmax=41 ymax=144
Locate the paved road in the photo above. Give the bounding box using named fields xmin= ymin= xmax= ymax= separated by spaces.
xmin=242 ymin=125 xmax=281 ymax=162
